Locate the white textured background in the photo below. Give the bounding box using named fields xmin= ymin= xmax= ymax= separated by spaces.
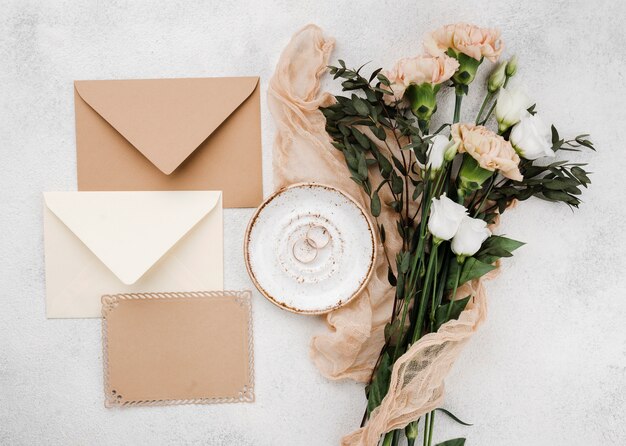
xmin=1 ymin=1 xmax=625 ymax=445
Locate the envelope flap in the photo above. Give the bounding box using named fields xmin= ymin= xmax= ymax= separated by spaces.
xmin=74 ymin=77 xmax=259 ymax=174
xmin=44 ymin=191 xmax=221 ymax=285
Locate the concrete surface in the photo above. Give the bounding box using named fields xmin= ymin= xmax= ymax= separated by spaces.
xmin=1 ymin=1 xmax=625 ymax=445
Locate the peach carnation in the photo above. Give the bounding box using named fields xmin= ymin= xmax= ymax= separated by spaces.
xmin=451 ymin=123 xmax=522 ymax=181
xmin=381 ymin=54 xmax=459 ymax=106
xmin=424 ymin=23 xmax=504 ymax=63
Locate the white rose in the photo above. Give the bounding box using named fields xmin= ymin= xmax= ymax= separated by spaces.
xmin=428 ymin=194 xmax=468 ymax=241
xmin=451 ymin=216 xmax=491 ymax=257
xmin=509 ymin=114 xmax=555 ymax=160
xmin=495 ymin=86 xmax=534 ymax=132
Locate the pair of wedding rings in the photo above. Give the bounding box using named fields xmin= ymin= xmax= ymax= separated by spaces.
xmin=292 ymin=225 xmax=331 ymax=264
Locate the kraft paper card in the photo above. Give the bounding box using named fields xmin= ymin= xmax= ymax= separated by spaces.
xmin=102 ymin=291 xmax=254 ymax=407
xmin=43 ymin=191 xmax=223 ymax=318
xmin=74 ymin=77 xmax=263 ymax=208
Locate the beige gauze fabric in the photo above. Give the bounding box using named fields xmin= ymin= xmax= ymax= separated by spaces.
xmin=268 ymin=24 xmax=398 ymax=382
xmin=268 ymin=25 xmax=496 ymax=445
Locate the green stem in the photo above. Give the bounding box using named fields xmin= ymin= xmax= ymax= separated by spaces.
xmin=382 ymin=431 xmax=394 ymax=446
xmin=475 ymin=92 xmax=493 ymax=124
xmin=406 ymin=421 xmax=419 ymax=446
xmin=428 ymin=248 xmax=438 ymax=329
xmin=412 ymin=242 xmax=439 ymax=343
xmin=453 ymin=93 xmax=463 ymax=124
xmin=423 ymin=413 xmax=430 ymax=446
xmin=427 ymin=411 xmax=435 ymax=446
xmin=430 ymin=248 xmax=450 ymax=328
xmin=445 ymin=259 xmax=463 ymax=321
xmin=480 ymin=76 xmax=510 ymax=125
xmin=473 ymin=177 xmax=496 ymax=217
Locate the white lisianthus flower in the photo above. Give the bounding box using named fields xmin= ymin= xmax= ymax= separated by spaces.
xmin=495 ymin=86 xmax=534 ymax=132
xmin=509 ymin=114 xmax=555 ymax=160
xmin=428 ymin=194 xmax=468 ymax=241
xmin=427 ymin=135 xmax=459 ymax=171
xmin=451 ymin=216 xmax=491 ymax=257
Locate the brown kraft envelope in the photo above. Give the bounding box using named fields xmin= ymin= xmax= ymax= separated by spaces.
xmin=102 ymin=291 xmax=254 ymax=407
xmin=74 ymin=77 xmax=262 ymax=208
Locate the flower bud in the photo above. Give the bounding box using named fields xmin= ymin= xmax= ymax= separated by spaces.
xmin=405 ymin=422 xmax=418 ymax=443
xmin=444 ymin=140 xmax=460 ymax=162
xmin=448 ymin=50 xmax=482 ymax=87
xmin=505 ymin=55 xmax=518 ymax=77
xmin=427 ymin=135 xmax=449 ymax=172
xmin=457 ymin=155 xmax=493 ymax=199
xmin=405 ymin=83 xmax=440 ymax=121
xmin=487 ymin=61 xmax=507 ymax=93
xmin=495 ymin=86 xmax=533 ymax=133
xmin=427 ymin=135 xmax=459 ymax=173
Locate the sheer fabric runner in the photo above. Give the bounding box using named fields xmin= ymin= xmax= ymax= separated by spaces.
xmin=268 ymin=24 xmax=495 ymax=446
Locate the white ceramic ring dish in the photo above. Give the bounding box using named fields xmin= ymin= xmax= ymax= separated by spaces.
xmin=244 ymin=183 xmax=376 ymax=315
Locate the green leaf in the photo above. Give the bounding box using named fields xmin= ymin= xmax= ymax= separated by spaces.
xmin=364 ymin=88 xmax=378 ymax=103
xmin=391 ymin=171 xmax=404 ymax=195
xmin=342 ymin=150 xmax=358 ymax=171
xmin=412 ymin=182 xmax=424 ymax=201
xmin=434 ymin=296 xmax=470 ymax=331
xmin=400 ymin=252 xmax=410 ymax=274
xmin=353 ymin=96 xmax=370 ymax=116
xmin=435 ymin=439 xmax=466 ymax=446
xmin=378 ymin=154 xmax=393 ymax=179
xmin=372 ymin=125 xmax=386 ymax=141
xmin=357 ymin=151 xmax=368 ymax=179
xmin=476 ymin=247 xmax=513 ymax=264
xmin=377 ymin=73 xmax=391 ymax=86
xmin=391 ymin=155 xmax=407 ymax=175
xmin=571 ymin=166 xmax=591 ymax=185
xmin=435 ymin=408 xmax=473 ymax=426
xmin=446 ymin=258 xmax=497 ymax=289
xmin=387 ymin=266 xmax=397 ymax=286
xmin=351 ymin=127 xmax=370 ymax=149
xmin=461 ymin=258 xmax=496 ymax=283
xmin=367 ymin=352 xmax=392 ymax=414
xmin=370 ymin=191 xmax=381 ymax=217
xmin=542 ymin=189 xmax=575 ymax=203
xmin=478 ymin=235 xmax=524 ymax=260
xmin=395 ymin=267 xmax=405 ymax=299
xmin=369 ymin=67 xmax=383 ymax=82
xmin=551 ymin=125 xmax=560 ymax=144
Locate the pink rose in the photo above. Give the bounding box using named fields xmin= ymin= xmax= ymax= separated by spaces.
xmin=424 ymin=23 xmax=504 ymax=63
xmin=381 ymin=55 xmax=459 ymax=106
xmin=451 ymin=123 xmax=522 ymax=181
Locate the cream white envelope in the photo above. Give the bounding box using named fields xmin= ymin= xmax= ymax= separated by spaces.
xmin=43 ymin=191 xmax=223 ymax=318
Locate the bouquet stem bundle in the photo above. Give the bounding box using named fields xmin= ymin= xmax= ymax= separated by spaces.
xmin=322 ymin=23 xmax=594 ymax=446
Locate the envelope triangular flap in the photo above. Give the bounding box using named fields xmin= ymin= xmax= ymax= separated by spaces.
xmin=44 ymin=191 xmax=221 ymax=285
xmin=74 ymin=77 xmax=259 ymax=175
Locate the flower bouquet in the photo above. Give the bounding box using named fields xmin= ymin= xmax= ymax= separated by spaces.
xmin=321 ymin=23 xmax=594 ymax=446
